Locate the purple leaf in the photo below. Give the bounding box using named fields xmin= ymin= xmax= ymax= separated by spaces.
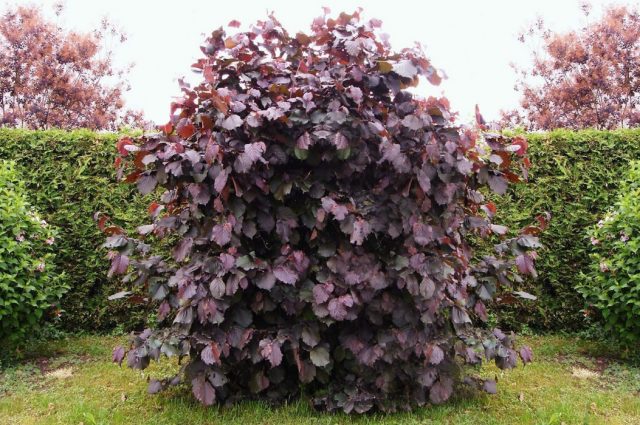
xmin=137 ymin=224 xmax=155 ymax=235
xmin=297 ymin=360 xmax=316 ymax=384
xmin=192 ymin=375 xmax=216 ymax=405
xmin=379 ymin=140 xmax=410 ymax=173
xmin=425 ymin=344 xmax=444 ymax=365
xmin=519 ymin=346 xmax=533 ymax=364
xmin=328 ymin=298 xmax=347 ymax=320
xmin=102 ymin=14 xmax=541 ymax=412
xmin=234 ymin=142 xmax=266 ymax=173
xmin=148 ymin=379 xmax=163 ymax=394
xmin=393 ymin=60 xmax=418 ymax=78
xmin=302 ymin=92 xmax=316 ymax=111
xmin=313 ymin=283 xmax=333 ymax=304
xmin=107 ymin=254 xmax=129 ymax=278
xmin=321 ymin=197 xmax=349 ymax=221
xmin=417 ymin=368 xmax=438 ymax=387
xmin=346 ymin=86 xmax=363 ymax=104
xmin=173 ymin=306 xmax=193 ymax=325
xmin=333 ymin=132 xmax=349 ymax=150
xmin=434 ymin=182 xmax=457 ymax=205
xmin=474 ymin=301 xmax=488 ymax=321
xmin=296 ymin=132 xmax=312 ymax=149
xmin=490 ymin=224 xmax=508 ymax=235
xmin=452 ymin=306 xmax=471 ymax=324
xmin=401 ymin=114 xmax=423 ymax=130
xmin=413 ymin=222 xmax=433 ymax=246
xmin=350 ymin=218 xmax=371 ymax=245
xmin=273 ymin=265 xmax=298 ymax=284
xmin=328 ymin=294 xmax=353 ymax=321
xmin=261 ymin=106 xmax=285 ymax=121
xmin=173 ymin=237 xmax=193 ymax=262
xmin=513 ymin=290 xmax=537 ymax=300
xmin=420 ymin=277 xmax=435 ymax=298
xmin=137 ymin=174 xmax=157 ymax=195
xmin=158 ymin=300 xmax=170 ymax=321
xmin=429 ymin=378 xmax=453 ymax=404
xmin=246 ymin=113 xmax=262 ymax=127
xmin=214 ymin=167 xmax=230 ymax=193
xmin=209 ymin=277 xmax=226 ymax=298
xmin=344 ymin=38 xmax=362 ymax=56
xmin=259 ymin=339 xmax=283 ymax=368
xmin=257 ymin=211 xmax=275 ymax=232
xmin=488 ymin=174 xmax=508 ymax=195
xmin=301 ymin=326 xmax=320 ymax=347
xmin=327 ymin=110 xmax=347 ymax=124
xmin=112 ymin=346 xmax=125 ymax=365
xmin=483 ymin=379 xmax=497 ymax=394
xmin=515 ymin=254 xmax=537 ymax=277
xmin=416 ymin=169 xmax=431 ymax=193
xmin=211 ymin=223 xmax=232 ymax=246
xmin=221 ymin=114 xmax=243 ymax=130
xmin=357 ymin=345 xmax=383 ymax=367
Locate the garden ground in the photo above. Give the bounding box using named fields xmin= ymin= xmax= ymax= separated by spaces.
xmin=1 ymin=335 xmax=639 ymax=424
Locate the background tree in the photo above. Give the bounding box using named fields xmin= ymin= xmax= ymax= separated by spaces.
xmin=0 ymin=4 xmax=144 ymax=130
xmin=503 ymin=4 xmax=640 ymax=130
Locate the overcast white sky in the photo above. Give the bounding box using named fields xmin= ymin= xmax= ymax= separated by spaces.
xmin=2 ymin=0 xmax=628 ymax=124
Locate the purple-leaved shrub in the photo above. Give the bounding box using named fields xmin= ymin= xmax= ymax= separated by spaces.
xmin=103 ymin=10 xmax=544 ymax=413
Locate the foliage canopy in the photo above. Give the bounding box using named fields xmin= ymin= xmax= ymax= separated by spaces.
xmin=106 ymin=11 xmax=540 ymax=412
xmin=504 ymin=5 xmax=640 ymax=130
xmin=0 ymin=5 xmax=143 ymax=130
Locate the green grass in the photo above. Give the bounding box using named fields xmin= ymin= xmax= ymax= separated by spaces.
xmin=1 ymin=334 xmax=639 ymax=424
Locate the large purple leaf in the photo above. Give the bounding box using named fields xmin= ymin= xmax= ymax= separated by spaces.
xmin=192 ymin=375 xmax=216 ymax=405
xmin=273 ymin=265 xmax=298 ymax=284
xmin=211 ymin=223 xmax=232 ymax=246
xmin=259 ymin=339 xmax=283 ymax=368
xmin=222 ymin=114 xmax=243 ymax=130
xmin=234 ymin=142 xmax=266 ymax=173
xmin=429 ymin=378 xmax=453 ymax=404
xmin=137 ymin=174 xmax=157 ymax=195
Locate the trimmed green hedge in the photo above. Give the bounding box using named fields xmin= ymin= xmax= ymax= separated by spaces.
xmin=0 ymin=129 xmax=148 ymax=332
xmin=494 ymin=129 xmax=640 ymax=331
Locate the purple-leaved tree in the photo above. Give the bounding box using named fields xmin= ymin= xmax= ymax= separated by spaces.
xmin=102 ymin=10 xmax=543 ymax=413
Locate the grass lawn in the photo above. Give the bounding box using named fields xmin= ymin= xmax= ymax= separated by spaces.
xmin=0 ymin=334 xmax=639 ymax=425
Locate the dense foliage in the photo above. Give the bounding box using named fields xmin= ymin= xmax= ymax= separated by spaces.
xmin=0 ymin=128 xmax=630 ymax=338
xmin=579 ymin=162 xmax=640 ymax=344
xmin=0 ymin=4 xmax=144 ymax=130
xmin=503 ymin=5 xmax=640 ymax=130
xmin=0 ymin=129 xmax=149 ymax=332
xmin=107 ymin=12 xmax=540 ymax=412
xmin=491 ymin=129 xmax=640 ymax=331
xmin=0 ymin=160 xmax=65 ymax=343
